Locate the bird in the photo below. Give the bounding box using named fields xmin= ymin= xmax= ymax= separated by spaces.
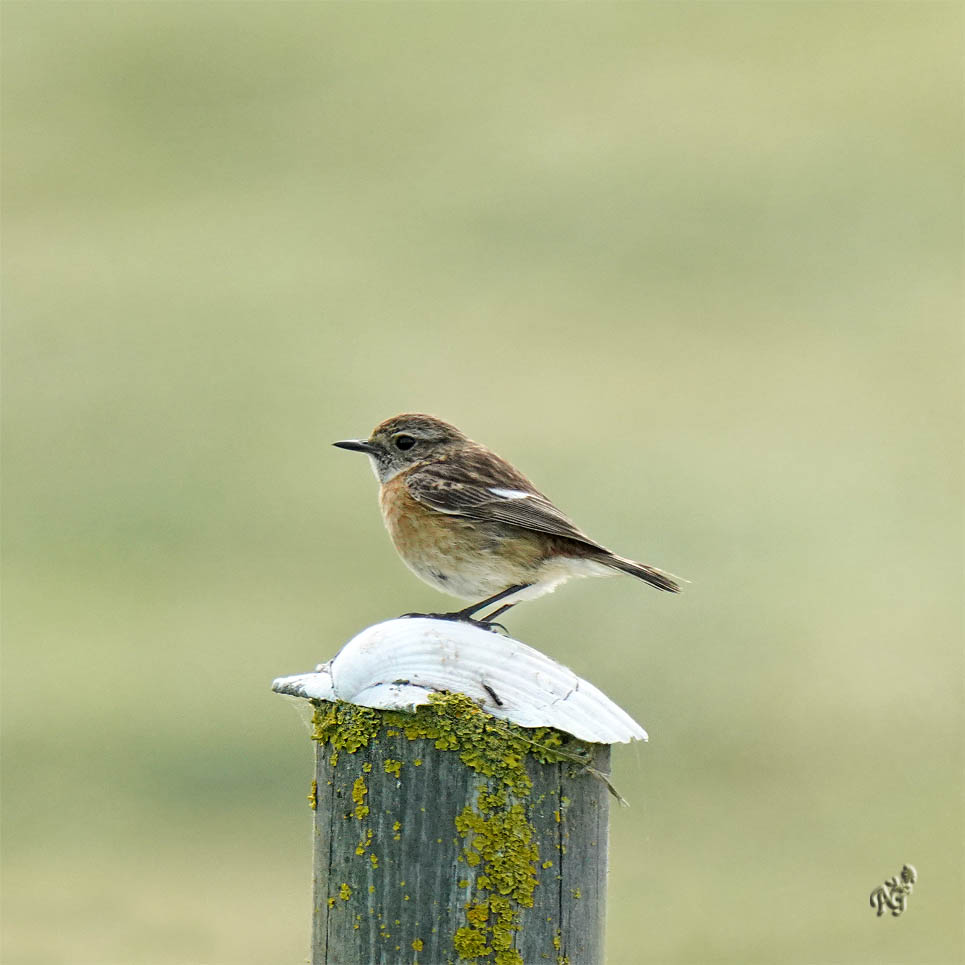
xmin=333 ymin=413 xmax=680 ymax=627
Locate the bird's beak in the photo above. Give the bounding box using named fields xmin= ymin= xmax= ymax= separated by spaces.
xmin=333 ymin=438 xmax=379 ymax=455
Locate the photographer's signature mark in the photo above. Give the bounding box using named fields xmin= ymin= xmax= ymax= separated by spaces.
xmin=870 ymin=864 xmax=917 ymax=917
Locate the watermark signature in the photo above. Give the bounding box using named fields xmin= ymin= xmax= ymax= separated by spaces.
xmin=870 ymin=864 xmax=917 ymax=918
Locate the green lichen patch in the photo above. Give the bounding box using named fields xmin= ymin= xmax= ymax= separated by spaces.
xmin=455 ymin=804 xmax=539 ymax=906
xmin=453 ymin=924 xmax=489 ymax=959
xmin=352 ymin=776 xmax=369 ymax=820
xmin=384 ymin=758 xmax=403 ymax=778
xmin=310 ymin=693 xmax=575 ymax=790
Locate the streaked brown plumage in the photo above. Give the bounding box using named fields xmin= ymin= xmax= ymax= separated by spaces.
xmin=334 ymin=414 xmax=680 ymax=624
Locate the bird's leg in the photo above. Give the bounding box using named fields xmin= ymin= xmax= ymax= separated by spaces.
xmin=465 ymin=601 xmax=519 ymax=636
xmin=399 ymin=584 xmax=531 ymax=632
xmin=477 ymin=601 xmax=517 ymax=623
xmin=453 ymin=584 xmax=530 ymax=620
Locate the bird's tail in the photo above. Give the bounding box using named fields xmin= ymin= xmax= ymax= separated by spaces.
xmin=605 ymin=554 xmax=682 ymax=593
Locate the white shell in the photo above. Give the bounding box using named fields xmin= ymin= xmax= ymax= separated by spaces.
xmin=271 ymin=618 xmax=646 ymax=744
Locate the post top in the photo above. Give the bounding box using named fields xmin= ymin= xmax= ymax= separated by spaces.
xmin=271 ymin=618 xmax=647 ymax=744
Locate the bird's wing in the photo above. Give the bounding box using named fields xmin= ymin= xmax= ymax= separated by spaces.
xmin=405 ymin=456 xmax=607 ymax=550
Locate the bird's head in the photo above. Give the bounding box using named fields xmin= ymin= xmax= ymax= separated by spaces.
xmin=333 ymin=413 xmax=468 ymax=483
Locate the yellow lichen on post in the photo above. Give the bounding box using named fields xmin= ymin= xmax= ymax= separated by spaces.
xmin=310 ymin=693 xmax=609 ymax=964
xmin=351 ymin=776 xmax=369 ymax=820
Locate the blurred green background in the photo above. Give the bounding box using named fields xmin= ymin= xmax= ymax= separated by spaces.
xmin=2 ymin=3 xmax=961 ymax=963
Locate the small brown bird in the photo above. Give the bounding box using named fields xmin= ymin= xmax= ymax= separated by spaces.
xmin=334 ymin=414 xmax=680 ymax=626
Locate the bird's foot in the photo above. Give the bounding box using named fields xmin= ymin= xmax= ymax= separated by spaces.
xmin=398 ymin=611 xmax=509 ymax=634
xmin=399 ymin=610 xmax=456 ymax=621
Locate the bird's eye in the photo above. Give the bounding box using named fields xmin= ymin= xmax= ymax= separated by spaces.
xmin=394 ymin=434 xmax=416 ymax=451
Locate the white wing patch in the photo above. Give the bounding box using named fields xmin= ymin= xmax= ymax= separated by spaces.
xmin=489 ymin=487 xmax=532 ymax=500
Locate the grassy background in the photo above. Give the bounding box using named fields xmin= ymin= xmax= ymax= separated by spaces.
xmin=2 ymin=3 xmax=961 ymax=963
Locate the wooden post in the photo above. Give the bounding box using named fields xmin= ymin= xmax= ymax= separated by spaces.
xmin=309 ymin=694 xmax=610 ymax=965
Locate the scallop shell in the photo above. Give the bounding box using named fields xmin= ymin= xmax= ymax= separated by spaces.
xmin=271 ymin=618 xmax=646 ymax=744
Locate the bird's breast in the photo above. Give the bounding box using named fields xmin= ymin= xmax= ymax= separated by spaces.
xmin=378 ymin=475 xmax=543 ymax=598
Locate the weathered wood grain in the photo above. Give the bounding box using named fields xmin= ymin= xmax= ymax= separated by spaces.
xmin=309 ymin=697 xmax=611 ymax=965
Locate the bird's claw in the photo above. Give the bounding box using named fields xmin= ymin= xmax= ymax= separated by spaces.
xmin=399 ymin=611 xmax=509 ymax=634
xmin=479 ymin=619 xmax=509 ymax=635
